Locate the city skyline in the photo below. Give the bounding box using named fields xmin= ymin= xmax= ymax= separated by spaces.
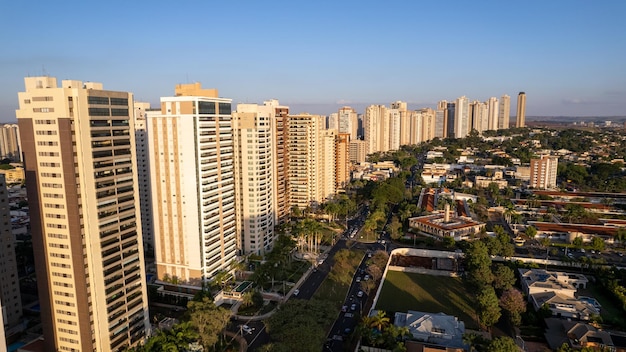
xmin=1 ymin=1 xmax=626 ymax=120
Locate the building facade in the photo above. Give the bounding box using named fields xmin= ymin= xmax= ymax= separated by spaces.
xmin=287 ymin=114 xmax=324 ymax=209
xmin=516 ymin=92 xmax=526 ymax=128
xmin=0 ymin=124 xmax=21 ymax=161
xmin=498 ymin=94 xmax=510 ymax=130
xmin=17 ymin=76 xmax=149 ymax=351
xmin=530 ymin=155 xmax=559 ymax=189
xmin=0 ymin=174 xmax=21 ymax=337
xmin=148 ymin=83 xmax=237 ymax=283
xmin=233 ymin=102 xmax=276 ymax=255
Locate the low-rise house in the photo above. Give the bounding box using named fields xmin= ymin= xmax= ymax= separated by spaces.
xmin=519 ymin=269 xmax=599 ymax=321
xmin=394 ymin=311 xmax=465 ymax=350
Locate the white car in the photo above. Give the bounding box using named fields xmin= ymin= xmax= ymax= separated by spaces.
xmin=356 ymin=276 xmax=361 ymax=283
xmin=241 ymin=325 xmax=254 ymax=334
xmin=293 ymin=289 xmax=300 ymax=296
xmin=357 ymin=290 xmax=363 ymax=298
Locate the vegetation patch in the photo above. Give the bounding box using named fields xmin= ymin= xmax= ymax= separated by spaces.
xmin=313 ymin=249 xmax=365 ymax=309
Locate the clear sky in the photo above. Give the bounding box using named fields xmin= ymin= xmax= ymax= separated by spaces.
xmin=1 ymin=0 xmax=625 ymax=121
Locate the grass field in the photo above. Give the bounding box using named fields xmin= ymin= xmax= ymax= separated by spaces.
xmin=375 ymin=271 xmax=480 ymax=330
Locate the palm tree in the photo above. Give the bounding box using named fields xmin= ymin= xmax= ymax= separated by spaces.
xmin=368 ymin=310 xmax=390 ymax=331
xmin=230 ymin=259 xmax=245 ymax=280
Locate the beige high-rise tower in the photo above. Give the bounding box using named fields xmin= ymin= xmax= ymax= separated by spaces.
xmin=233 ymin=102 xmax=276 ymax=255
xmin=148 ymin=83 xmax=237 ymax=283
xmin=516 ymin=92 xmax=526 ymax=128
xmin=17 ymin=76 xmax=149 ymax=351
xmin=287 ymin=114 xmax=324 ymax=209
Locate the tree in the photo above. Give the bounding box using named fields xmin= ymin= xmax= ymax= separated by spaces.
xmin=572 ymin=236 xmax=584 ymax=249
xmin=265 ymin=300 xmax=335 ymax=352
xmin=493 ymin=265 xmax=516 ymax=292
xmin=615 ymin=228 xmax=626 ymax=248
xmin=442 ymin=236 xmax=456 ymax=249
xmin=367 ymin=310 xmax=391 ymax=331
xmin=525 ymin=226 xmax=537 ymax=239
xmin=590 ymin=236 xmax=605 ymax=252
xmin=464 ymin=241 xmax=494 ymax=290
xmin=486 ymin=336 xmax=518 ymax=352
xmin=477 ymin=286 xmax=501 ymax=328
xmin=499 ymin=288 xmax=526 ymax=326
xmin=187 ymin=297 xmax=231 ymax=349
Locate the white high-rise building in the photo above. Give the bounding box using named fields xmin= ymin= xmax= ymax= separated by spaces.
xmin=337 ymin=107 xmax=358 ymax=141
xmin=148 ymin=83 xmax=237 ymax=283
xmin=364 ymin=105 xmax=388 ymax=154
xmin=498 ymin=94 xmax=510 ymax=130
xmin=487 ymin=97 xmax=499 ymax=131
xmin=233 ymin=102 xmax=276 ymax=255
xmin=388 ymin=108 xmax=401 ymax=151
xmin=454 ymin=96 xmax=470 ymax=138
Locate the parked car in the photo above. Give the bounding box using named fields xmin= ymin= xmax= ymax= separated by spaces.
xmin=241 ymin=325 xmax=254 ymax=334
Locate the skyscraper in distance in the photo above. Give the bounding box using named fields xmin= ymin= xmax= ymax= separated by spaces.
xmin=516 ymin=92 xmax=526 ymax=128
xmin=498 ymin=94 xmax=510 ymax=130
xmin=17 ymin=76 xmax=149 ymax=351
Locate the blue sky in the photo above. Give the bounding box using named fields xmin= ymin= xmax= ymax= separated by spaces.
xmin=1 ymin=0 xmax=625 ymax=121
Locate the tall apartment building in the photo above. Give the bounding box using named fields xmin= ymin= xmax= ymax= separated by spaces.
xmin=337 ymin=106 xmax=358 ymax=141
xmin=454 ymin=96 xmax=469 ymax=139
xmin=530 ymin=155 xmax=559 ymax=189
xmin=233 ymin=102 xmax=276 ymax=256
xmin=270 ymin=101 xmax=290 ymax=225
xmin=417 ymin=108 xmax=436 ymax=143
xmin=446 ymin=102 xmax=456 ymax=138
xmin=320 ymin=130 xmax=337 ymax=200
xmin=327 ymin=113 xmax=338 ymax=131
xmin=335 ymin=133 xmax=350 ymax=191
xmin=487 ymin=97 xmax=499 ymax=131
xmin=516 ymin=92 xmax=526 ymax=128
xmin=0 ymin=174 xmax=21 ymax=339
xmin=17 ymin=76 xmax=149 ymax=351
xmin=287 ymin=114 xmax=324 ymax=209
xmin=349 ymin=140 xmax=367 ymax=164
xmin=147 ymin=83 xmax=236 ymax=283
xmin=498 ymin=94 xmax=510 ymax=130
xmin=364 ymin=105 xmax=388 ymax=154
xmin=0 ymin=124 xmax=22 ymax=161
xmin=388 ymin=108 xmax=401 ymax=151
xmin=435 ymin=101 xmax=447 ymax=138
xmin=133 ymin=102 xmax=154 ymax=257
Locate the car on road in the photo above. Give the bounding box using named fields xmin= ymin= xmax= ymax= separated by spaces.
xmin=241 ymin=325 xmax=254 ymax=334
xmin=293 ymin=289 xmax=300 ymax=296
xmin=341 ymin=305 xmax=348 ymax=312
xmin=357 ymin=290 xmax=363 ymax=298
xmin=356 ymin=276 xmax=361 ymax=283
xmin=364 ymin=274 xmax=370 ymax=281
xmin=350 ymin=303 xmax=357 ymax=311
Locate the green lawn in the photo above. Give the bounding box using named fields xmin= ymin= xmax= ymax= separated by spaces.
xmin=375 ymin=271 xmax=480 ymax=330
